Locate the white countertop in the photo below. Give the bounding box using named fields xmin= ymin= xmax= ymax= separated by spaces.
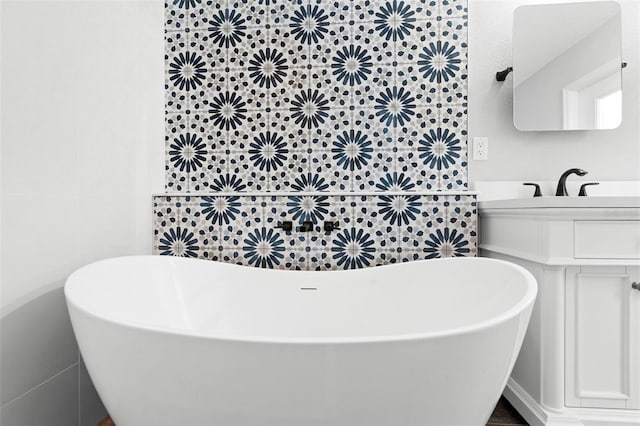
xmin=479 ymin=196 xmax=640 ymax=210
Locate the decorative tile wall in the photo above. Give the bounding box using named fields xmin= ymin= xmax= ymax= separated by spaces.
xmin=164 ymin=0 xmax=468 ymax=192
xmin=153 ymin=194 xmax=477 ymax=269
xmin=159 ymin=0 xmax=476 ymax=268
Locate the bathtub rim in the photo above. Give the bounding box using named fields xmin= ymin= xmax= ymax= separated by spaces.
xmin=65 ymin=255 xmax=538 ymax=345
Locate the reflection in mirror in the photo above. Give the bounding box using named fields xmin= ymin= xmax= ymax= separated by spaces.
xmin=513 ymin=1 xmax=622 ymax=131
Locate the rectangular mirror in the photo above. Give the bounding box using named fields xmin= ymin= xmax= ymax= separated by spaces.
xmin=513 ymin=1 xmax=622 ymax=131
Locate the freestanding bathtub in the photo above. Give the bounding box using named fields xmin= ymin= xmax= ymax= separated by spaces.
xmin=65 ymin=256 xmax=536 ymax=426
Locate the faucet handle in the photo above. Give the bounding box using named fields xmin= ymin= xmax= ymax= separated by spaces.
xmin=275 ymin=221 xmax=293 ymax=232
xmin=323 ymin=221 xmax=340 ymax=232
xmin=578 ymin=182 xmax=599 ymax=197
xmin=523 ymin=182 xmax=542 ymax=197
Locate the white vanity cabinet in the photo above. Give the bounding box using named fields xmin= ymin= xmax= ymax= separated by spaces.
xmin=479 ymin=197 xmax=640 ymax=426
xmin=564 ymin=265 xmax=639 ymax=410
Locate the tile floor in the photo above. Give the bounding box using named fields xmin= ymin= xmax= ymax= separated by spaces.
xmin=100 ymin=396 xmax=528 ymax=426
xmin=487 ymin=396 xmax=529 ymax=425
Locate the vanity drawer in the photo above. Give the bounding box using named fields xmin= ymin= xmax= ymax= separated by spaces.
xmin=574 ymin=221 xmax=640 ymax=259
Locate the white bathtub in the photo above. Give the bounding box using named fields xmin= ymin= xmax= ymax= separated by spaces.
xmin=65 ymin=256 xmax=536 ymax=426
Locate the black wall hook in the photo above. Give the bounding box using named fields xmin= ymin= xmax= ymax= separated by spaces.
xmin=496 ymin=67 xmax=513 ymax=82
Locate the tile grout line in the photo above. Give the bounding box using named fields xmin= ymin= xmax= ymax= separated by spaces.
xmin=165 ymin=4 xmax=470 ymax=192
xmin=78 ymin=351 xmax=81 ymax=426
xmin=1 ymin=362 xmax=79 ymax=410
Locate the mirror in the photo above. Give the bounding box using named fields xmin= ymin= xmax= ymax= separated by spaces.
xmin=513 ymin=1 xmax=622 ymax=131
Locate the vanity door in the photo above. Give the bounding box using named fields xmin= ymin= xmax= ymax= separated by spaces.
xmin=565 ymin=265 xmax=640 ymax=409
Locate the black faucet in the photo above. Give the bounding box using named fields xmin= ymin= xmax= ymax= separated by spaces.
xmin=555 ymin=168 xmax=587 ymax=196
xmin=299 ymin=221 xmax=314 ymax=232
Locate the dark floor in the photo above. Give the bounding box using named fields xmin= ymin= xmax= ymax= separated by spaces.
xmin=487 ymin=396 xmax=529 ymax=425
xmin=100 ymin=396 xmax=528 ymax=426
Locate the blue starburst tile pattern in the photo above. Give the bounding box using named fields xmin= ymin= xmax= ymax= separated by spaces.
xmin=165 ymin=0 xmax=468 ymax=192
xmin=154 ymin=194 xmax=477 ymax=268
xmin=159 ymin=0 xmax=475 ymax=269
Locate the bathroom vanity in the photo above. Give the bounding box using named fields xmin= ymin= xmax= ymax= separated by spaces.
xmin=479 ymin=197 xmax=640 ymax=426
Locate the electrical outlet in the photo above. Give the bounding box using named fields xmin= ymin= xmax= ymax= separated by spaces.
xmin=473 ymin=137 xmax=489 ymax=160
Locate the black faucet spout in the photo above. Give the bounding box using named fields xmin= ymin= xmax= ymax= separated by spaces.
xmin=555 ymin=168 xmax=587 ymax=196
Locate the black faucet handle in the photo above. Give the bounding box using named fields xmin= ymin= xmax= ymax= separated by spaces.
xmin=523 ymin=182 xmax=542 ymax=197
xmin=578 ymin=182 xmax=600 ymax=197
xmin=323 ymin=221 xmax=340 ymax=232
xmin=275 ymin=221 xmax=293 ymax=232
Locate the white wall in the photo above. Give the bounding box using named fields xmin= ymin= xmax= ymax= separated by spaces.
xmin=0 ymin=1 xmax=164 ymax=425
xmin=468 ymin=0 xmax=640 ymax=184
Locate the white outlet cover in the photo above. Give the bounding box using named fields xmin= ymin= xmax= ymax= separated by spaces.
xmin=473 ymin=137 xmax=488 ymax=160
